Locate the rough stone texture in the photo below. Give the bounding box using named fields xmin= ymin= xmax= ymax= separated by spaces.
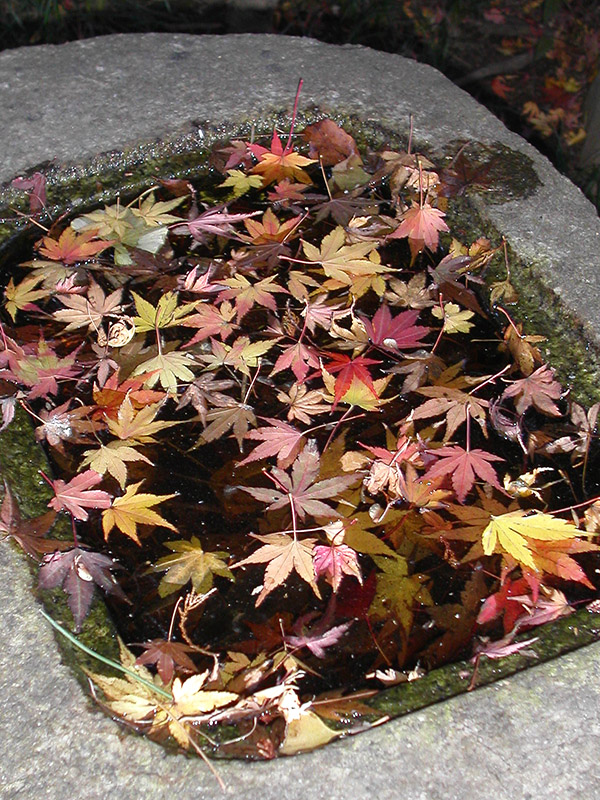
xmin=1 ymin=33 xmax=600 ymax=799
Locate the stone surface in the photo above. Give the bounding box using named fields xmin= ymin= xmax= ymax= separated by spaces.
xmin=1 ymin=33 xmax=600 ymax=799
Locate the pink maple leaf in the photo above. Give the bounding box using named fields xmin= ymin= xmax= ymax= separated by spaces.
xmin=285 ymin=610 xmax=352 ymax=659
xmin=46 ymin=469 xmax=112 ymax=520
xmin=11 ymin=171 xmax=46 ymax=214
xmin=238 ymin=418 xmax=306 ymax=469
xmin=389 ymin=201 xmax=449 ymax=251
xmin=271 ymin=340 xmax=320 ymax=382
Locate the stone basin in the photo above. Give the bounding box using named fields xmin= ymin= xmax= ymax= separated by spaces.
xmin=1 ymin=33 xmax=600 ymax=800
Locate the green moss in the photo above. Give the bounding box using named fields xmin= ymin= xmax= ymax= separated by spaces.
xmin=367 ymin=606 xmax=600 ymax=717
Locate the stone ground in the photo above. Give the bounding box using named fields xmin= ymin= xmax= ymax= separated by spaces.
xmin=1 ymin=34 xmax=600 ymax=799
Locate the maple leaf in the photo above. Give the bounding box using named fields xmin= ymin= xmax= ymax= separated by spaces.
xmin=301 ymin=226 xmax=385 ymax=294
xmin=217 ymin=274 xmax=288 ymax=321
xmin=368 ymin=554 xmax=432 ymax=633
xmin=39 ymin=547 xmax=125 ymax=631
xmin=53 ymin=279 xmax=124 ymax=331
xmin=134 ymin=639 xmax=198 ymax=685
xmin=11 ymin=171 xmax=46 ymax=213
xmin=177 ymin=265 xmax=223 ymax=295
xmin=33 ymin=400 xmax=103 ymax=452
xmin=471 ymin=633 xmax=538 ymax=663
xmin=361 ymin=305 xmax=430 ymax=352
xmin=235 ymin=531 xmax=320 ymax=606
xmin=241 ymin=207 xmax=302 ymax=244
xmin=131 ymin=290 xmax=199 ymax=333
xmin=182 ymin=301 xmax=237 ymax=347
xmin=130 ymin=350 xmax=197 ymax=395
xmin=37 ymin=227 xmax=112 ymax=264
xmin=388 ymin=201 xmax=449 ymax=252
xmin=481 ymin=510 xmax=585 ymax=572
xmin=196 ymin=397 xmax=257 ymax=450
xmin=4 ymin=275 xmax=48 ymax=320
xmin=102 ymin=481 xmax=177 ymax=545
xmin=285 ymin=611 xmax=352 ymax=658
xmin=1 ymin=336 xmax=82 ymax=400
xmin=432 ymin=301 xmax=475 ymax=334
xmin=270 ymin=339 xmax=320 ymax=382
xmin=130 ymin=192 xmax=186 ymax=226
xmin=47 ymin=469 xmax=112 ymax=521
xmin=197 ymin=336 xmax=274 ymax=378
xmin=510 ymin=588 xmax=574 ymax=632
xmin=424 ymin=445 xmax=503 ymax=504
xmin=150 ymin=536 xmax=234 ymax=596
xmin=80 ymin=441 xmax=153 ymax=488
xmin=393 ymin=463 xmax=453 ymax=510
xmin=176 ymin=373 xmax=236 ymax=426
xmin=237 ymin=418 xmax=306 ymax=469
xmin=0 ymin=482 xmax=64 ymax=556
xmin=322 ymin=353 xmax=381 ymax=407
xmin=218 ymin=168 xmax=264 ymax=197
xmin=106 ymin=397 xmax=180 ymax=443
xmin=276 ymin=384 xmax=332 ymax=425
xmin=92 ymin=371 xmax=165 ymax=420
xmin=242 ymin=441 xmax=359 ymax=521
xmin=477 ymin=575 xmax=537 ymax=634
xmin=501 ymin=364 xmax=563 ymax=416
xmin=412 ymin=386 xmax=489 ymax=441
xmin=312 ymin=521 xmax=362 ymax=592
xmin=249 ymin=128 xmax=316 ymax=186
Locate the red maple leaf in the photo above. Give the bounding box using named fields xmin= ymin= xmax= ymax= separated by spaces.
xmin=0 ymin=482 xmax=66 ymax=557
xmin=361 ymin=305 xmax=430 ymax=351
xmin=12 ymin=171 xmax=46 ymax=213
xmin=134 ymin=639 xmax=197 ymax=685
xmin=323 ymin=353 xmax=381 ymax=407
xmin=313 ymin=538 xmax=362 ymax=592
xmin=285 ymin=611 xmax=352 ymax=659
xmin=477 ymin=576 xmax=537 ymax=634
xmin=424 ymin=445 xmax=503 ymax=503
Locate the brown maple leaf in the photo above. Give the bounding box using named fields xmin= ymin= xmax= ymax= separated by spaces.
xmin=0 ymin=482 xmax=65 ymax=556
xmin=134 ymin=639 xmax=198 ymax=685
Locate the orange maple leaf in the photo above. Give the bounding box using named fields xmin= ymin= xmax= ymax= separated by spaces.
xmin=249 ymin=129 xmax=315 ymax=186
xmin=37 ymin=227 xmax=113 ymax=264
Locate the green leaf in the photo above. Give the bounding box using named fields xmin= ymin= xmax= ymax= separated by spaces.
xmin=150 ymin=536 xmax=234 ymax=596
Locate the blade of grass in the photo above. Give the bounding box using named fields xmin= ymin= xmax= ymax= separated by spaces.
xmin=40 ymin=607 xmax=172 ymax=700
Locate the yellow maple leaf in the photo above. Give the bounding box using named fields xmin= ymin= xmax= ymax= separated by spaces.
xmin=102 ymin=480 xmax=177 ymax=544
xmin=481 ymin=510 xmax=582 ymax=571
